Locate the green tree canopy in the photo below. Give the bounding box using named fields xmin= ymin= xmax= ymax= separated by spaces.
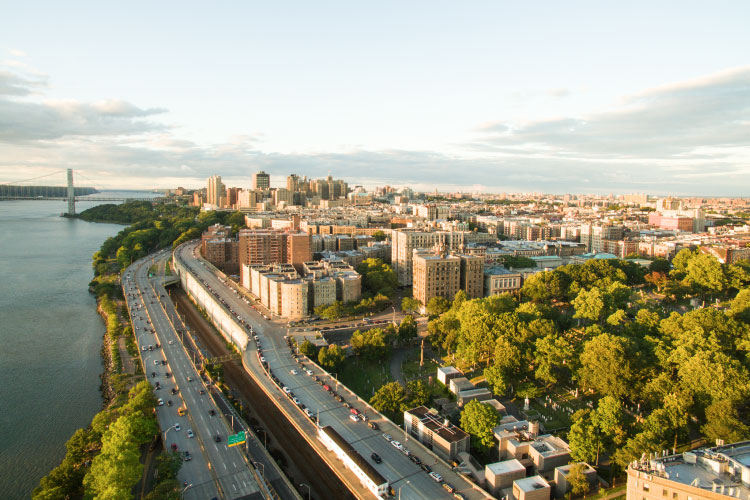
xmin=460 ymin=400 xmax=500 ymax=453
xmin=370 ymin=382 xmax=406 ymax=414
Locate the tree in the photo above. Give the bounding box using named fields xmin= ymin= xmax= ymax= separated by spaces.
xmin=568 ymin=410 xmax=599 ymax=464
xmin=567 ymin=463 xmax=591 ymax=498
xmin=426 ymin=296 xmax=450 ymax=317
xmin=701 ymin=399 xmax=750 ymax=443
xmin=729 ymin=289 xmax=750 ymax=323
xmin=356 ymin=258 xmax=398 ymax=297
xmin=649 ymin=258 xmax=671 ymax=274
xmin=398 ymin=315 xmax=418 ymax=343
xmin=370 ymin=382 xmax=406 ymax=414
xmin=672 ymin=248 xmax=697 ymax=274
xmin=372 ymin=230 xmax=387 ymax=242
xmin=460 ymin=400 xmax=499 ymax=453
xmin=401 ymin=296 xmax=422 ymax=315
xmin=644 ymin=271 xmax=669 ymax=292
xmin=406 ymin=380 xmax=430 ymax=407
xmin=351 ymin=328 xmax=391 ymax=359
xmin=572 ymin=288 xmax=606 ymax=323
xmin=534 ymin=334 xmax=574 ymax=386
xmin=484 ymin=364 xmax=509 ymax=396
xmin=521 ymin=271 xmax=567 ymax=303
xmin=685 ymin=253 xmax=727 ymax=298
xmin=578 ymin=333 xmax=633 ymax=399
xmin=316 ymin=301 xmax=345 ymax=321
xmin=299 ymin=339 xmax=317 ymax=357
xmin=318 ymin=344 xmax=345 ymax=370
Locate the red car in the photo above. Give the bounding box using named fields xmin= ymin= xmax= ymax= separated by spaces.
xmin=322 ymin=384 xmax=331 ymax=391
xmin=171 ymin=443 xmax=178 ymax=451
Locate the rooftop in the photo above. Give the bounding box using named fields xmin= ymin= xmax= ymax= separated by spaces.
xmin=487 ymin=459 xmax=526 ymax=476
xmin=514 ymin=475 xmax=550 ymax=492
xmin=405 ymin=406 xmax=470 ymax=443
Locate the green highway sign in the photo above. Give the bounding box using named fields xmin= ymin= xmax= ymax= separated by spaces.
xmin=227 ymin=431 xmax=246 ymax=447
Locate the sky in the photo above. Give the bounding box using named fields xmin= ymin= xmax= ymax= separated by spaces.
xmin=1 ymin=1 xmax=749 ymax=195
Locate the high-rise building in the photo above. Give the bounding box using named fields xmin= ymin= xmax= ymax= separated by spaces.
xmin=412 ymin=247 xmax=461 ymax=312
xmin=391 ymin=229 xmax=465 ymax=285
xmin=286 ymin=232 xmax=312 ymax=272
xmin=238 ymin=229 xmax=285 ymax=267
xmin=207 ymin=175 xmax=223 ymax=206
xmin=252 ymin=170 xmax=270 ymax=190
xmin=459 ymin=254 xmax=484 ymax=299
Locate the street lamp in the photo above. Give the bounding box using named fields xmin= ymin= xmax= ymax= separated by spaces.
xmin=398 ymin=481 xmax=411 ymax=500
xmin=392 ymin=306 xmax=396 ymax=325
xmin=299 ymin=483 xmax=311 ymax=500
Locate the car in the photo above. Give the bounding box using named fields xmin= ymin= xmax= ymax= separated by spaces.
xmin=409 ymin=455 xmax=422 ymax=465
xmin=199 ymin=389 xmax=205 ymax=394
xmin=334 ymin=394 xmax=344 ymax=402
xmin=209 ymin=409 xmax=216 ymax=416
xmin=420 ymin=463 xmax=432 ymax=473
xmin=442 ymin=483 xmax=456 ymax=493
xmin=175 ymin=424 xmax=181 ymax=431
xmin=167 ymin=400 xmax=173 ymax=407
xmin=312 ymin=376 xmax=319 ymax=382
xmin=157 ymin=398 xmax=164 ymax=406
xmin=171 ymin=388 xmax=178 ymax=394
xmin=165 ymin=372 xmax=171 ymax=378
xmin=349 ymin=414 xmax=359 ymax=422
xmin=161 ymin=360 xmax=167 ymax=365
xmin=151 ymin=372 xmax=156 ymax=378
xmin=148 ymin=345 xmax=153 ymax=351
xmin=343 ymin=402 xmax=351 ymax=409
xmin=260 ymin=357 xmax=266 ymax=363
xmin=183 ymin=451 xmax=192 ymax=461
xmin=429 ymin=472 xmax=443 ymax=483
xmin=391 ymin=440 xmax=402 ymax=449
xmin=283 ymin=387 xmax=291 ymax=394
xmin=154 ymin=360 xmax=159 ymax=365
xmin=305 ymin=369 xmax=314 ymax=377
xmin=368 ymin=421 xmax=379 ymax=430
xmin=293 ymin=397 xmax=301 ymax=405
xmin=187 ymin=377 xmax=193 ymax=382
xmin=350 ymin=408 xmax=358 ymax=415
xmin=382 ymin=433 xmax=392 ymax=441
xmin=171 ymin=443 xmax=178 ymax=451
xmin=168 ymin=340 xmax=173 ymax=345
xmin=304 ymin=409 xmax=313 ymax=417
xmin=290 ymin=369 xmax=298 ymax=375
xmin=322 ymin=384 xmax=330 ymax=391
xmin=142 ymin=345 xmax=147 ymax=351
xmin=214 ymin=435 xmax=221 ymax=442
xmin=187 ymin=430 xmax=194 ymax=438
xmin=371 ymin=452 xmax=382 ymax=464
xmin=453 ymin=492 xmax=467 ymax=500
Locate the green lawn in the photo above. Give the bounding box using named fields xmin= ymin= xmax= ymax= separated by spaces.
xmin=337 ymin=357 xmax=392 ymax=399
xmin=401 ymin=354 xmax=439 ymax=381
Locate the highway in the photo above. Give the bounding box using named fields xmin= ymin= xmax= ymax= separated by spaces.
xmin=124 ymin=251 xmax=264 ymax=500
xmin=175 ymin=242 xmax=491 ymax=500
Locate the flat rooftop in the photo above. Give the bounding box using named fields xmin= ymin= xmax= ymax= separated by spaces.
xmin=406 ymin=406 xmax=469 ymax=443
xmin=514 ymin=475 xmax=550 ymax=492
xmin=487 ymin=459 xmax=526 ymax=476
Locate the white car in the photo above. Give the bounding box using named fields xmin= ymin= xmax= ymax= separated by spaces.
xmin=157 ymin=398 xmax=164 ymax=406
xmin=283 ymin=387 xmax=291 ymax=394
xmin=293 ymin=397 xmax=301 ymax=405
xmin=290 ymin=369 xmax=298 ymax=375
xmin=391 ymin=440 xmax=402 ymax=450
xmin=304 ymin=409 xmax=313 ymax=417
xmin=154 ymin=360 xmax=159 ymax=365
xmin=260 ymin=357 xmax=266 ymax=363
xmin=349 ymin=414 xmax=359 ymax=422
xmin=305 ymin=369 xmax=313 ymax=376
xmin=429 ymin=472 xmax=443 ymax=483
xmin=175 ymin=424 xmax=181 ymax=431
xmin=187 ymin=429 xmax=194 ymax=438
xmin=168 ymin=340 xmax=173 ymax=345
xmin=142 ymin=346 xmax=147 ymax=351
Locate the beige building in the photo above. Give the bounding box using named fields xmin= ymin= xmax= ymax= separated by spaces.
xmin=311 ymin=277 xmax=337 ymax=309
xmin=252 ymin=170 xmax=270 ymax=190
xmin=238 ymin=229 xmax=285 ymax=267
xmin=280 ymin=280 xmax=308 ymax=319
xmin=626 ymin=442 xmax=750 ymax=500
xmin=513 ymin=476 xmax=551 ymax=500
xmin=206 ymin=174 xmax=223 ymax=206
xmin=404 ymin=406 xmax=470 ymax=462
xmin=484 ymin=266 xmax=523 ymax=296
xmin=494 ymin=419 xmax=571 ymax=474
xmin=412 ymin=249 xmax=461 ymax=312
xmin=391 ymin=229 xmax=465 ymax=285
xmin=459 ymin=253 xmax=484 ymax=299
xmin=486 ymin=459 xmax=526 ymax=497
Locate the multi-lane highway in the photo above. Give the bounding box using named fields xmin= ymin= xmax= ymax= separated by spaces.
xmin=175 ymin=241 xmax=490 ymax=500
xmin=124 ymin=251 xmax=263 ymax=500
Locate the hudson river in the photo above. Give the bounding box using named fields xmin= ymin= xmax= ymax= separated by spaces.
xmin=0 ymin=193 xmax=156 ymax=499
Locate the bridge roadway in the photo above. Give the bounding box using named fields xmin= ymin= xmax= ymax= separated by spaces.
xmin=175 ymin=242 xmax=492 ymax=500
xmin=125 ymin=252 xmax=263 ymax=500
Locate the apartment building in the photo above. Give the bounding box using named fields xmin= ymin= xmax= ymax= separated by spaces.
xmin=626 ymin=441 xmax=750 ymax=500
xmin=459 ymin=253 xmax=484 ymax=299
xmin=413 ymin=249 xmax=461 ymax=312
xmin=238 ymin=229 xmax=285 ymax=267
xmin=252 ymin=170 xmax=270 ymax=190
xmin=391 ymin=229 xmax=465 ymax=285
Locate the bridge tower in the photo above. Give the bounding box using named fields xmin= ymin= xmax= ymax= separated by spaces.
xmin=66 ymin=169 xmax=75 ymax=216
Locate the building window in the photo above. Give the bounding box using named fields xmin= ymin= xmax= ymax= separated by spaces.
xmin=643 ymin=484 xmax=650 ymax=492
xmin=662 ymin=490 xmax=668 ymax=497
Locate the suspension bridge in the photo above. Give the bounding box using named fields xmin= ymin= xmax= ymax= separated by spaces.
xmin=0 ymin=169 xmax=162 ymax=216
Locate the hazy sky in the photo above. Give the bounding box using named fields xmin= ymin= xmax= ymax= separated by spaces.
xmin=1 ymin=1 xmax=749 ymax=195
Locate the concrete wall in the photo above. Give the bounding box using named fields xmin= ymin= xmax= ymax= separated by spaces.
xmin=173 ymin=248 xmax=249 ymax=352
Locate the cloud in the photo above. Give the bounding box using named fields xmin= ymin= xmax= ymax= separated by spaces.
xmin=0 ymin=67 xmax=748 ymax=196
xmin=8 ymin=49 xmax=27 ymax=58
xmin=0 ymin=71 xmax=168 ymax=142
xmin=475 ymin=66 xmax=750 ymax=160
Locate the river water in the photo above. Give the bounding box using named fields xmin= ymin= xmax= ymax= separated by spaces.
xmin=0 ymin=192 xmax=157 ymax=499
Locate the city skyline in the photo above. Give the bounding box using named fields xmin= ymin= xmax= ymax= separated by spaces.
xmin=1 ymin=2 xmax=749 ymax=195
